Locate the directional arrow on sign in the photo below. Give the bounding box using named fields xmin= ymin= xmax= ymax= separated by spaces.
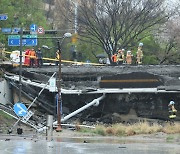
xmin=30 ymin=24 xmax=37 ymax=32
xmin=8 ymin=35 xmax=37 ymax=46
xmin=13 ymin=103 xmax=27 ymax=117
xmin=17 ymin=103 xmax=27 ymax=115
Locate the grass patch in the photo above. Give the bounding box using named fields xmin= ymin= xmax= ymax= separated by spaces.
xmin=166 ymin=135 xmax=174 ymax=142
xmin=77 ymin=122 xmax=180 ymax=136
xmin=0 ymin=110 xmax=15 ymax=133
xmin=0 ymin=110 xmax=13 ymax=120
xmin=163 ymin=123 xmax=180 ymax=134
xmin=92 ymin=125 xmax=106 ymax=136
xmin=0 ymin=71 xmax=3 ymax=77
xmin=131 ymin=122 xmax=163 ymax=135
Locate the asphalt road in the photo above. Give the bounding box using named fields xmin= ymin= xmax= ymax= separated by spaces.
xmin=0 ymin=135 xmax=179 ymax=154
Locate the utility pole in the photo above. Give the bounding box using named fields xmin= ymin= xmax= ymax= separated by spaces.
xmin=55 ymin=33 xmax=72 ymax=132
xmin=56 ymin=39 xmax=62 ymax=132
xmin=19 ymin=27 xmax=23 ymax=103
xmin=74 ymin=1 xmax=78 ymax=34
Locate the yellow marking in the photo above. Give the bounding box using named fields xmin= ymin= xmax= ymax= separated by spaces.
xmin=100 ymin=79 xmax=159 ymax=83
xmin=2 ymin=50 xmax=105 ymax=66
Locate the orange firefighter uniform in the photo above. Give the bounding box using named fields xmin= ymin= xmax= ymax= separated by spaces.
xmin=111 ymin=54 xmax=117 ymax=64
xmin=29 ymin=48 xmax=36 ymax=67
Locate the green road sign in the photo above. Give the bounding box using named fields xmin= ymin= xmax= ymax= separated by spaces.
xmin=8 ymin=35 xmax=20 ymax=39
xmin=23 ymin=35 xmax=37 ymax=39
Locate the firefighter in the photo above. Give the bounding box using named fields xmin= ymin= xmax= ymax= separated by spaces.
xmin=24 ymin=49 xmax=31 ymax=66
xmin=168 ymin=100 xmax=177 ymax=124
xmin=36 ymin=47 xmax=43 ymax=67
xmin=136 ymin=43 xmax=143 ymax=64
xmin=117 ymin=49 xmax=124 ymax=65
xmin=55 ymin=50 xmax=60 ymax=65
xmin=111 ymin=53 xmax=117 ymax=65
xmin=126 ymin=50 xmax=133 ymax=64
xmin=122 ymin=49 xmax=126 ymax=64
xmin=29 ymin=48 xmax=36 ymax=67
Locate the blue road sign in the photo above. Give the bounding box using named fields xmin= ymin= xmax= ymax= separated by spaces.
xmin=30 ymin=24 xmax=37 ymax=32
xmin=12 ymin=27 xmax=21 ymax=34
xmin=1 ymin=28 xmax=11 ymax=33
xmin=13 ymin=102 xmax=27 ymax=117
xmin=22 ymin=35 xmax=37 ymax=46
xmin=8 ymin=35 xmax=20 ymax=46
xmin=8 ymin=35 xmax=37 ymax=46
xmin=0 ymin=14 xmax=8 ymax=20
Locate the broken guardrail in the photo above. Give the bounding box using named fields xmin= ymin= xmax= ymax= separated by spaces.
xmin=37 ymin=93 xmax=106 ymax=132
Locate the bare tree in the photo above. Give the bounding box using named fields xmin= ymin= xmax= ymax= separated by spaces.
xmin=156 ymin=18 xmax=180 ymax=64
xmin=67 ymin=0 xmax=170 ymax=63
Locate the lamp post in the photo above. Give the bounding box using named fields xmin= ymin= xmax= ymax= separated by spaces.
xmin=56 ymin=39 xmax=62 ymax=132
xmin=19 ymin=27 xmax=23 ymax=103
xmin=68 ymin=0 xmax=78 ymax=62
xmin=42 ymin=33 xmax=72 ymax=132
xmin=43 ymin=33 xmax=71 ymax=131
xmin=14 ymin=15 xmax=22 ymax=103
xmin=56 ymin=32 xmax=72 ymax=132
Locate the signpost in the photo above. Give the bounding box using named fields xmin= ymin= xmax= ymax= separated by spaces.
xmin=37 ymin=26 xmax=44 ymax=34
xmin=12 ymin=27 xmax=21 ymax=34
xmin=8 ymin=35 xmax=37 ymax=46
xmin=1 ymin=28 xmax=11 ymax=33
xmin=30 ymin=24 xmax=37 ymax=32
xmin=13 ymin=102 xmax=34 ymax=124
xmin=0 ymin=14 xmax=8 ymax=20
xmin=22 ymin=35 xmax=37 ymax=46
xmin=49 ymin=77 xmax=56 ymax=92
xmin=21 ymin=111 xmax=34 ymax=123
xmin=1 ymin=27 xmax=20 ymax=34
xmin=8 ymin=35 xmax=20 ymax=46
xmin=13 ymin=103 xmax=27 ymax=117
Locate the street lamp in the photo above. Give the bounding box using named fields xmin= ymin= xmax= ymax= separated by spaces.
xmin=56 ymin=32 xmax=72 ymax=132
xmin=43 ymin=32 xmax=72 ymax=132
xmin=13 ymin=15 xmax=22 ymax=103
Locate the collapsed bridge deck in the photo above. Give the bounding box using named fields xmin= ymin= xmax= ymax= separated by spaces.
xmin=7 ymin=64 xmax=180 ymax=92
xmin=3 ymin=64 xmax=180 ymax=123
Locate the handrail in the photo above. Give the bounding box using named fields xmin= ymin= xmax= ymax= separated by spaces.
xmin=37 ymin=94 xmax=106 ymax=132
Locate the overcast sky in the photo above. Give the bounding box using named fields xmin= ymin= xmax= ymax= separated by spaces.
xmin=166 ymin=0 xmax=179 ymax=7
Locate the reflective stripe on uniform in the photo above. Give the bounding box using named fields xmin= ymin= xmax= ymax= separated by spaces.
xmin=169 ymin=115 xmax=176 ymax=119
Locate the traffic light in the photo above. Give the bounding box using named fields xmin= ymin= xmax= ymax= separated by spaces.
xmin=45 ymin=30 xmax=57 ymax=34
xmin=72 ymin=33 xmax=78 ymax=43
xmin=23 ymin=30 xmax=31 ymax=34
xmin=17 ymin=30 xmax=31 ymax=34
